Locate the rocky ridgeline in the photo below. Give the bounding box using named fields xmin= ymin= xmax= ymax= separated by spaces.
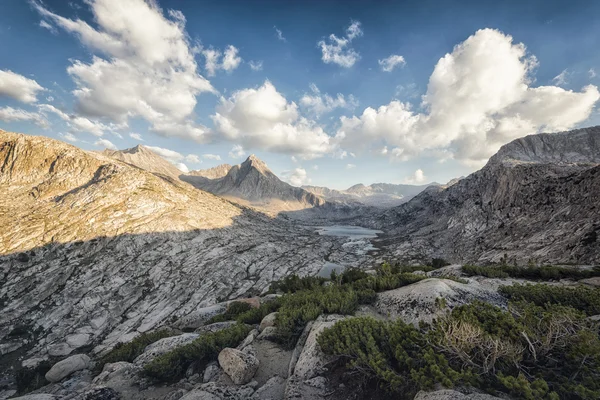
xmin=0 ymin=131 xmax=366 ymax=385
xmin=369 ymin=126 xmax=600 ymax=265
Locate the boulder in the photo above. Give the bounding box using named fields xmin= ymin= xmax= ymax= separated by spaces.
xmin=259 ymin=312 xmax=278 ymax=332
xmin=375 ymin=278 xmax=506 ymax=324
xmin=180 ymin=390 xmax=221 ymax=400
xmin=133 ymin=333 xmax=198 ymax=366
xmin=45 ymin=354 xmax=90 ymax=383
xmin=218 ymin=347 xmax=260 ymax=384
xmin=414 ymin=389 xmax=502 ymax=399
xmin=66 ymin=333 xmax=91 ymax=348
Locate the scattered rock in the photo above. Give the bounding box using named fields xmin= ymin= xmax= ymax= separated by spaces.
xmin=218 ymin=347 xmax=260 ymax=385
xmin=203 ymin=362 xmax=220 ymax=383
xmin=45 ymin=354 xmax=90 ymax=383
xmin=259 ymin=312 xmax=278 ymax=332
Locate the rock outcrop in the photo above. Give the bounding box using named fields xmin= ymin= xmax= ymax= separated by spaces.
xmin=102 ymin=144 xmax=185 ymax=180
xmin=371 ymin=126 xmax=600 ymax=264
xmin=217 ymin=347 xmax=260 ymax=384
xmin=182 ymin=155 xmax=325 ymax=212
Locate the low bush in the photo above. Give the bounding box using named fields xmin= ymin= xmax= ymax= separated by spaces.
xmin=432 ymin=258 xmax=451 ymax=269
xmin=206 ymin=301 xmax=253 ymax=324
xmin=144 ymin=323 xmax=251 ymax=382
xmin=318 ymin=316 xmax=469 ymax=397
xmin=463 ymin=264 xmax=600 ymax=281
xmin=269 ymin=274 xmax=326 ymax=293
xmin=97 ymin=328 xmax=176 ymax=371
xmin=499 ymin=283 xmax=600 ymax=316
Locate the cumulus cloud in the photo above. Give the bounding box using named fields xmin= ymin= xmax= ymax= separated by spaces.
xmin=274 ymin=26 xmax=286 ymax=42
xmin=212 ymin=81 xmax=332 ymax=159
xmin=0 ymin=106 xmax=48 ymax=127
xmin=202 ymin=45 xmax=242 ymax=76
xmin=318 ymin=21 xmax=363 ymax=68
xmin=94 ymin=138 xmax=117 ymax=150
xmin=39 ymin=103 xmax=111 ymax=136
xmin=203 ymin=154 xmax=221 ymax=160
xmin=378 ymin=54 xmax=406 ymax=72
xmin=300 ymin=83 xmax=358 ymax=116
xmin=0 ymin=69 xmax=45 ymax=103
xmin=59 ymin=132 xmax=78 ymax=142
xmin=129 ymin=132 xmax=143 ymax=141
xmin=336 ymin=28 xmax=600 ymax=167
xmin=281 ymin=167 xmax=310 ymax=186
xmin=33 ymin=0 xmax=214 ymax=142
xmin=228 ymin=144 xmax=245 ymax=159
xmin=403 ymin=169 xmax=426 ymax=184
xmin=248 ymin=60 xmax=263 ymax=71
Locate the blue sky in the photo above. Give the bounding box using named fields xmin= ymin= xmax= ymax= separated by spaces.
xmin=1 ymin=0 xmax=599 ymax=189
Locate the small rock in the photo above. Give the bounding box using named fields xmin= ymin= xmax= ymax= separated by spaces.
xmin=66 ymin=333 xmax=91 ymax=348
xmin=180 ymin=390 xmax=221 ymax=400
xmin=252 ymin=375 xmax=286 ymax=400
xmin=256 ymin=326 xmax=278 ymax=341
xmin=45 ymin=354 xmax=90 ymax=383
xmin=218 ymin=347 xmax=260 ymax=385
xmin=203 ymin=362 xmax=220 ymax=383
xmin=47 ymin=342 xmax=73 ymax=357
xmin=259 ymin=312 xmax=278 ymax=332
xmin=236 ymin=329 xmax=259 ymax=350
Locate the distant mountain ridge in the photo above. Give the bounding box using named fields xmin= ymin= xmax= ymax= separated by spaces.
xmin=182 ymin=155 xmax=325 ymax=212
xmin=303 ymin=182 xmax=439 ymax=208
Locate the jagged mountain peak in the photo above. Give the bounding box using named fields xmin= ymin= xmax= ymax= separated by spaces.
xmin=102 ymin=144 xmax=183 ymax=179
xmin=240 ymin=154 xmax=271 ymax=174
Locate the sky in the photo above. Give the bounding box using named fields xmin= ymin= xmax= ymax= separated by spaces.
xmin=1 ymin=0 xmax=600 ymax=189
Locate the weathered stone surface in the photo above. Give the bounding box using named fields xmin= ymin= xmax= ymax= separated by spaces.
xmin=202 ymin=362 xmax=220 ymax=383
xmin=45 ymin=354 xmax=90 ymax=383
xmin=133 ymin=333 xmax=198 ymax=366
xmin=252 ymin=375 xmax=286 ymax=400
xmin=218 ymin=347 xmax=260 ymax=385
xmin=292 ymin=315 xmax=345 ymax=380
xmin=414 ymin=389 xmax=503 ymax=400
xmin=256 ymin=326 xmax=278 ymax=341
xmin=9 ymin=395 xmax=58 ymax=400
xmin=194 ymin=321 xmax=238 ymax=335
xmin=375 ymin=278 xmax=506 ymax=324
xmin=191 ymin=381 xmax=257 ymax=400
xmin=179 ymin=391 xmax=221 ymax=400
xmin=259 ymin=312 xmax=278 ymax=332
xmin=236 ymin=329 xmax=259 ymax=351
xmin=76 ymin=386 xmax=121 ymax=400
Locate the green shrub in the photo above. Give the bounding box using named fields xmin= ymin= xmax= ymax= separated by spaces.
xmin=432 ymin=258 xmax=450 ymax=269
xmin=499 ymin=283 xmax=600 ymax=316
xmin=318 ymin=316 xmax=468 ymax=397
xmin=463 ymin=265 xmax=600 ymax=281
xmin=97 ymin=328 xmax=176 ymax=371
xmin=144 ymin=323 xmax=251 ymax=382
xmin=206 ymin=301 xmax=253 ymax=324
xmin=269 ymin=274 xmax=326 ymax=293
xmin=350 ymin=272 xmax=425 ymax=293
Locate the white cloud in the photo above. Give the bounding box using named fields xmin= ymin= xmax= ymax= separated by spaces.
xmin=129 ymin=132 xmax=143 ymax=141
xmin=0 ymin=69 xmax=45 ymax=103
xmin=175 ymin=162 xmax=189 ymax=173
xmin=281 ymin=167 xmax=310 ymax=186
xmin=46 ymin=96 xmax=55 ymax=102
xmin=552 ymin=69 xmax=569 ymax=85
xmin=403 ymin=169 xmax=426 ymax=184
xmin=39 ymin=103 xmax=110 ymax=136
xmin=346 ymin=163 xmax=356 ymax=169
xmin=274 ymin=26 xmax=286 ymax=42
xmin=185 ymin=154 xmax=201 ymax=164
xmin=59 ymin=132 xmax=78 ymax=142
xmin=378 ymin=54 xmax=406 ymax=72
xmin=212 ymin=81 xmax=332 ymax=159
xmin=0 ymin=106 xmax=48 ymax=127
xmin=394 ymin=83 xmax=418 ymax=99
xmin=203 ymin=154 xmax=221 ymax=160
xmin=202 ymin=45 xmax=242 ymax=76
xmin=39 ymin=19 xmax=57 ymax=34
xmin=94 ymin=138 xmax=117 ymax=150
xmin=318 ymin=21 xmax=363 ymax=68
xmin=300 ymin=83 xmax=358 ymax=116
xmin=222 ymin=45 xmax=242 ymax=72
xmin=228 ymin=144 xmax=245 ymax=159
xmin=336 ymin=28 xmax=600 ymax=167
xmin=590 ymin=68 xmax=597 ymax=79
xmin=33 ymin=0 xmax=214 ymax=143
xmin=249 ymin=60 xmax=263 ymax=71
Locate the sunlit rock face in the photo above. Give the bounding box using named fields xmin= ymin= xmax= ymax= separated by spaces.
xmin=371 ymin=126 xmax=600 ymax=265
xmin=0 ymin=130 xmax=365 ymax=365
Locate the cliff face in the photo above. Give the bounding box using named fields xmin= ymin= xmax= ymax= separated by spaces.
xmin=182 ymin=155 xmax=325 ymax=212
xmin=373 ymin=126 xmax=600 ymax=265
